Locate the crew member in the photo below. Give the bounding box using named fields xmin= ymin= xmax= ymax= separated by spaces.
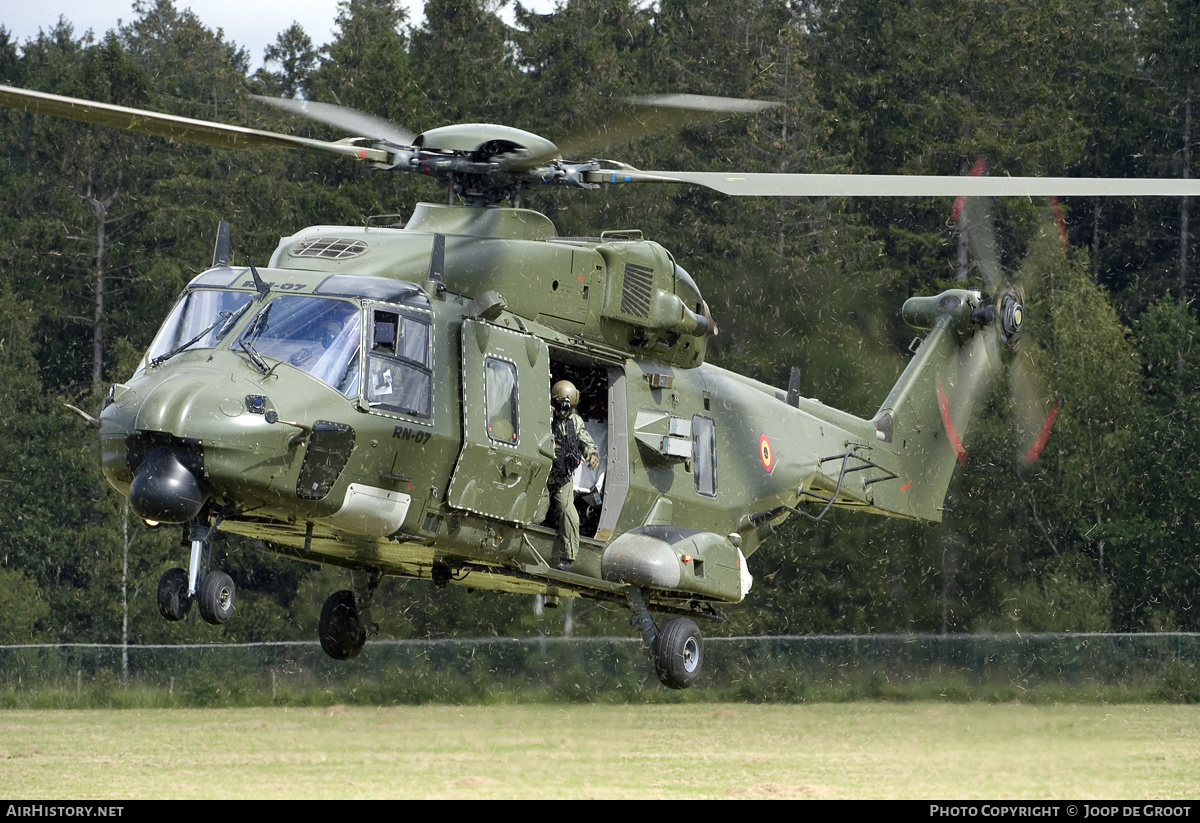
xmin=548 ymin=380 xmax=599 ymax=572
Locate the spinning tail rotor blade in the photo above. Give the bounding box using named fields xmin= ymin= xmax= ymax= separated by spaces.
xmin=947 ymin=184 xmax=1066 ymax=466
xmin=952 ymin=159 xmax=1004 ymax=292
xmin=1007 ymin=218 xmax=1066 ymax=465
xmin=956 ymin=195 xmax=1004 ymax=293
xmin=939 ymin=323 xmax=1004 ymax=464
xmin=941 ymin=183 xmax=1006 ymax=465
xmin=1010 ymin=346 xmax=1061 ymax=465
xmin=938 ymin=381 xmax=970 ymax=466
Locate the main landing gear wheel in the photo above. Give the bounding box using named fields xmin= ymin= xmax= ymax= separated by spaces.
xmin=197 ymin=570 xmax=236 ymax=625
xmin=156 ymin=567 xmax=192 ymax=621
xmin=654 ymin=617 xmax=703 ymax=690
xmin=319 ymin=590 xmax=366 ymax=661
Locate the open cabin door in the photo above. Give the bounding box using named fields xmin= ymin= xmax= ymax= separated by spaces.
xmin=448 ymin=319 xmax=553 ymax=523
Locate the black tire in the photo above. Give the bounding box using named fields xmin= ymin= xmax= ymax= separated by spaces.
xmin=156 ymin=567 xmax=192 ymax=622
xmin=319 ymin=590 xmax=366 ymax=661
xmin=197 ymin=570 xmax=236 ymax=625
xmin=654 ymin=617 xmax=703 ymax=690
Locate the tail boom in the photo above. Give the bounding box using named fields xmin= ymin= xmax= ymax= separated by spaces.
xmin=785 ymin=289 xmax=986 ymax=524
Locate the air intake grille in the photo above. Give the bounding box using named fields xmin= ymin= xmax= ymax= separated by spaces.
xmin=620 ymin=263 xmax=653 ymax=317
xmin=289 ymin=238 xmax=369 ymax=259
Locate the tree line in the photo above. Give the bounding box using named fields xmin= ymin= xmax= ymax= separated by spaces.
xmin=0 ymin=0 xmax=1198 ymax=647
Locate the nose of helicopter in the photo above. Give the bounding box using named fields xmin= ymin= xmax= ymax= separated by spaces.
xmin=128 ymin=446 xmax=207 ymax=523
xmin=103 ymin=351 xmax=335 ymax=520
xmin=103 ymin=355 xmax=267 ymax=517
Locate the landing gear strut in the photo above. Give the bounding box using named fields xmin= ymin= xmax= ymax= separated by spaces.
xmin=155 ymin=514 xmax=237 ymax=625
xmin=627 ymin=589 xmax=705 ymax=690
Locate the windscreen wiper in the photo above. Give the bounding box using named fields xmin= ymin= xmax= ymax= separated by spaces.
xmin=150 ymin=299 xmax=253 ymax=368
xmin=237 ymin=301 xmax=273 ymax=374
xmin=238 ymin=337 xmax=270 ymax=374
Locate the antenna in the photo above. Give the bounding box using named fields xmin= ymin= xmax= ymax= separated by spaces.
xmin=212 ymin=221 xmax=231 ymax=267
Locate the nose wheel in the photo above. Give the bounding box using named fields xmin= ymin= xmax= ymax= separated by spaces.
xmin=155 ymin=566 xmax=237 ymax=625
xmin=198 ymin=570 xmax=236 ymax=625
xmin=156 ymin=567 xmax=192 ymax=621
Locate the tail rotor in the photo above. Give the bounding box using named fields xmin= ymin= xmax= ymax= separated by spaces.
xmin=940 ymin=168 xmax=1064 ymax=466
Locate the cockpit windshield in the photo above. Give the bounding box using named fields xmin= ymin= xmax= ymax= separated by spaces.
xmin=140 ymin=288 xmax=254 ymax=372
xmin=238 ymin=295 xmax=361 ymax=395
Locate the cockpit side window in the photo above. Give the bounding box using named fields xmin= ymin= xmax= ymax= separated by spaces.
xmin=366 ymin=305 xmax=433 ymax=419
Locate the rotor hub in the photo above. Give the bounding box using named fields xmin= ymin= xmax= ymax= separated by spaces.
xmin=999 ymin=288 xmax=1023 ymax=341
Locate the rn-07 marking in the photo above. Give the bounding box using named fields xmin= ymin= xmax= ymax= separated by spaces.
xmin=393 ymin=426 xmax=433 ymax=444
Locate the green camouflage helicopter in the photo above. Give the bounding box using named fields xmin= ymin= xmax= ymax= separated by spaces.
xmin=1 ymin=84 xmax=1194 ymax=689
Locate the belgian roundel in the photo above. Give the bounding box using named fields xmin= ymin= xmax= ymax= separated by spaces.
xmin=759 ymin=434 xmax=774 ymax=473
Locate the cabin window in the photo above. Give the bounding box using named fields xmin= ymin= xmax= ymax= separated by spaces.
xmin=366 ymin=306 xmax=433 ymax=418
xmin=484 ymin=357 xmax=519 ymax=444
xmin=692 ymin=414 xmax=717 ymax=497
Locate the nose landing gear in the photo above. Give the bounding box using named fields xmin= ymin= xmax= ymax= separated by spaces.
xmin=154 ymin=514 xmax=237 ymax=626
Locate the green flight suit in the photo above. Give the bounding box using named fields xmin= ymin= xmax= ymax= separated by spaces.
xmin=550 ymin=411 xmax=598 ymax=563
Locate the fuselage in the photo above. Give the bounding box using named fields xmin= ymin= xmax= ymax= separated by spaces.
xmin=100 ymin=203 xmax=956 ymax=607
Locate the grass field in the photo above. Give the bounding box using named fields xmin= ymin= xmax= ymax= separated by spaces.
xmin=1 ymin=702 xmax=1198 ymax=799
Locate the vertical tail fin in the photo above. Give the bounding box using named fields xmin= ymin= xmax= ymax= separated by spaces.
xmin=867 ymin=289 xmax=995 ymax=523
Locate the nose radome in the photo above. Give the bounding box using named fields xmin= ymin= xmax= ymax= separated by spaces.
xmin=128 ymin=447 xmax=207 ymax=523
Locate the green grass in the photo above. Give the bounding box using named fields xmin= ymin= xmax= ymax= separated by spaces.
xmin=5 ymin=650 xmax=1200 ymax=708
xmin=1 ymin=703 xmax=1197 ymax=799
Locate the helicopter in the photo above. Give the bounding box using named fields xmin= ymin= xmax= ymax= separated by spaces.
xmin=2 ymin=84 xmax=1196 ymax=689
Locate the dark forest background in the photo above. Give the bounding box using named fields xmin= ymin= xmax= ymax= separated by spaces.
xmin=2 ymin=0 xmax=1199 ymax=646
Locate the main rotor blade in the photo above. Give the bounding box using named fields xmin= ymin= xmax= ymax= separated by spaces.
xmin=616 ymin=170 xmax=1200 ymax=198
xmin=544 ymin=94 xmax=781 ymax=168
xmin=250 ymin=95 xmax=415 ymax=146
xmin=0 ymin=85 xmax=390 ymax=163
xmin=11 ymin=82 xmax=1200 ymax=201
xmin=625 ymin=93 xmax=781 ymax=115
